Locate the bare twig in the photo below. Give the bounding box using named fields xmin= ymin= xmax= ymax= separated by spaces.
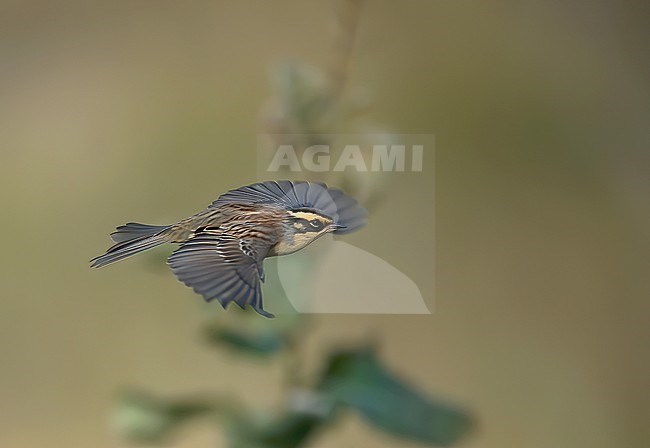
xmin=327 ymin=0 xmax=365 ymax=98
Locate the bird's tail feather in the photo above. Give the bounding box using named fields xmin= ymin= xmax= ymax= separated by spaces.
xmin=91 ymin=223 xmax=170 ymax=268
xmin=110 ymin=222 xmax=170 ymax=243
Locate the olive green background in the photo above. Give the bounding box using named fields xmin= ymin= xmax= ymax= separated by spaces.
xmin=0 ymin=1 xmax=648 ymax=447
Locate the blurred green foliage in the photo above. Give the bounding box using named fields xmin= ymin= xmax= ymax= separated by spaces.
xmin=225 ymin=405 xmax=332 ymax=448
xmin=204 ymin=325 xmax=286 ymax=357
xmin=116 ymin=316 xmax=472 ymax=447
xmin=319 ymin=348 xmax=473 ymax=446
xmin=115 ymin=390 xmax=228 ymax=443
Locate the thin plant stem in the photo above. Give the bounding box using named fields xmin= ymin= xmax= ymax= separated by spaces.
xmin=328 ymin=0 xmax=365 ymax=98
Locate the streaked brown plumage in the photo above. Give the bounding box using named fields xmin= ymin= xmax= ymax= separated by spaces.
xmin=91 ymin=180 xmax=367 ymax=317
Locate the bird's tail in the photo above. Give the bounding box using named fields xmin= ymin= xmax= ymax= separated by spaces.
xmin=90 ymin=223 xmax=171 ymax=268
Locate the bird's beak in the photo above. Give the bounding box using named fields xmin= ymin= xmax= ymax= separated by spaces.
xmin=330 ymin=223 xmax=347 ymax=231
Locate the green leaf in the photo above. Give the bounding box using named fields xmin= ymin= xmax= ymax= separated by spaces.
xmin=226 ymin=394 xmax=337 ymax=448
xmin=319 ymin=348 xmax=474 ymax=446
xmin=204 ymin=326 xmax=286 ymax=357
xmin=227 ymin=412 xmax=323 ymax=448
xmin=114 ymin=390 xmax=225 ymax=443
xmin=273 ymin=63 xmax=337 ymax=136
xmin=203 ymin=313 xmax=305 ymax=357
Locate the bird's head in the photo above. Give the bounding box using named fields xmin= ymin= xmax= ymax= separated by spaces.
xmin=215 ymin=180 xmax=366 ymax=257
xmin=273 ymin=209 xmax=345 ymax=255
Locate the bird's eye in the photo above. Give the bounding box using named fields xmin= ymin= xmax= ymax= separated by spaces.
xmin=309 ymin=219 xmax=322 ymax=230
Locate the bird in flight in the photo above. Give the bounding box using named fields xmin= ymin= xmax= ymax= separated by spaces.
xmin=91 ymin=180 xmax=367 ymax=317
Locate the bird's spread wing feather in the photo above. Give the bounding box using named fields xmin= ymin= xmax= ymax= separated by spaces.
xmin=210 ymin=180 xmax=367 ymax=234
xmin=167 ymin=228 xmax=273 ymax=318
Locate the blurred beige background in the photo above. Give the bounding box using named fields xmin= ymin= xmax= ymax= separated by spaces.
xmin=1 ymin=1 xmax=648 ymax=447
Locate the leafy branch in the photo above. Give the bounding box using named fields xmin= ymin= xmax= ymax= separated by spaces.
xmin=115 ymin=323 xmax=473 ymax=447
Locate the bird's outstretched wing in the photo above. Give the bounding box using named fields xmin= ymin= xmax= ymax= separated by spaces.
xmin=167 ymin=228 xmax=273 ymax=318
xmin=210 ymin=180 xmax=367 ymax=234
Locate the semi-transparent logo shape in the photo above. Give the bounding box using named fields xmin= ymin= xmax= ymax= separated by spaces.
xmin=257 ymin=133 xmax=435 ymax=315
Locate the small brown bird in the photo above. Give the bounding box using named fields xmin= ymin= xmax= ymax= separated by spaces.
xmin=91 ymin=180 xmax=367 ymax=317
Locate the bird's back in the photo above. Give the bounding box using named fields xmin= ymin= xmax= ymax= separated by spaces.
xmin=167 ymin=203 xmax=286 ymax=243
